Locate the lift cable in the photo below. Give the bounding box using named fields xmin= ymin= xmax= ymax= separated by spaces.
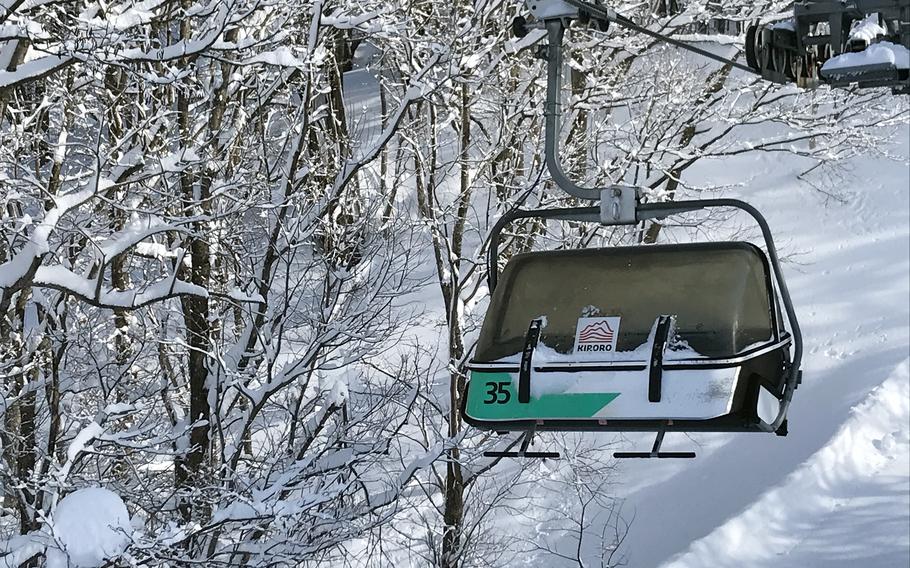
xmin=562 ymin=0 xmax=761 ymax=75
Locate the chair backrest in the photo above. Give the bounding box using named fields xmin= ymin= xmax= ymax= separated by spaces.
xmin=475 ymin=242 xmax=777 ymax=362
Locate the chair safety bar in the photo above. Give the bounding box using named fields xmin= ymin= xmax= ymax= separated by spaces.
xmin=649 ymin=315 xmax=674 ymax=403
xmin=518 ymin=318 xmax=543 ymax=403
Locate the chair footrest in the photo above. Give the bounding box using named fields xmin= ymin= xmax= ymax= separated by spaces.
xmin=613 ymin=451 xmax=696 ymax=459
xmin=484 ymin=450 xmax=560 ymax=459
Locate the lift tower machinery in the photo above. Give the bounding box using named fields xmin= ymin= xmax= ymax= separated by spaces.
xmin=747 ymin=0 xmax=910 ymax=93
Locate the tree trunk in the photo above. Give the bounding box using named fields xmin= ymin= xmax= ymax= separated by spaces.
xmin=441 ymin=81 xmax=472 ymax=568
xmin=173 ymin=12 xmax=212 ymax=522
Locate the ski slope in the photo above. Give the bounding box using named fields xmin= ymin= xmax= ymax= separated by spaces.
xmin=613 ymin=129 xmax=910 ymax=568
xmin=666 ymin=361 xmax=909 ymax=567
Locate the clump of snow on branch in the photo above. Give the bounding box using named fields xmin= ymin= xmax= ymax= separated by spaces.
xmin=46 ymin=488 xmax=132 ymax=568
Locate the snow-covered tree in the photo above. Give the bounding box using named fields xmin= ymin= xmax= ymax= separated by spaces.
xmin=1 ymin=1 xmax=446 ymax=565
xmin=1 ymin=0 xmax=906 ymax=566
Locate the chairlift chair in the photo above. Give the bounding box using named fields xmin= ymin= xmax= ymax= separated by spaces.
xmin=463 ymin=2 xmax=804 ymax=459
xmin=462 ymin=201 xmax=803 ymax=459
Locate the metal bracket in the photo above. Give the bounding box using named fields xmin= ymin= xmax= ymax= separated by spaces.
xmin=599 ymin=186 xmax=638 ymax=225
xmin=525 ymin=0 xmax=579 ymax=20
xmin=648 ymin=315 xmax=675 ymax=403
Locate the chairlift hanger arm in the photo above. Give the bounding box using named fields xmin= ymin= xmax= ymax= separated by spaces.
xmin=528 ymin=0 xmax=761 ymax=204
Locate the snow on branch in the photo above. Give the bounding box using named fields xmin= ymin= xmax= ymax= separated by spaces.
xmin=53 ymin=403 xmax=136 ymax=484
xmin=0 ymin=55 xmax=74 ymax=89
xmin=320 ymin=8 xmax=382 ymax=30
xmin=364 ymin=441 xmax=445 ymax=512
xmin=32 ymin=264 xmax=210 ymax=310
xmin=110 ymin=1 xmax=229 ymax=63
xmin=94 ymin=215 xmax=187 ymax=261
xmin=31 ymin=259 xmax=264 ymax=310
xmin=0 ymin=183 xmax=98 ymax=290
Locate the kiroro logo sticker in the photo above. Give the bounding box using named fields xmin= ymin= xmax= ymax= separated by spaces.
xmin=574 ymin=317 xmax=621 ymax=355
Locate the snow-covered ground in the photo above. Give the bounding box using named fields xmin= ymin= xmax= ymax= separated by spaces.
xmin=666 ymin=361 xmax=909 ymax=567
xmin=613 ymin=129 xmax=910 ymax=567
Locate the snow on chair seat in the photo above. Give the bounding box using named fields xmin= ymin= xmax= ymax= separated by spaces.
xmin=821 ymin=41 xmax=910 ymax=89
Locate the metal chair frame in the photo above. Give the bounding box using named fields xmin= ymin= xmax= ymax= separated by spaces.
xmin=466 ymin=5 xmax=805 ymax=457
xmin=475 ymin=199 xmax=803 ymax=439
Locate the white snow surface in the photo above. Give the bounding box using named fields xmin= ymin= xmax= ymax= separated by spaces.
xmin=243 ymin=46 xmax=306 ymax=68
xmin=0 ymin=55 xmax=71 ymax=88
xmin=46 ymin=488 xmax=132 ymax=568
xmin=664 ymin=361 xmax=910 ymax=567
xmin=849 ymin=13 xmax=886 ymax=43
xmin=492 ymin=327 xmax=717 ymax=366
xmin=65 ymin=421 xmax=104 ymax=464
